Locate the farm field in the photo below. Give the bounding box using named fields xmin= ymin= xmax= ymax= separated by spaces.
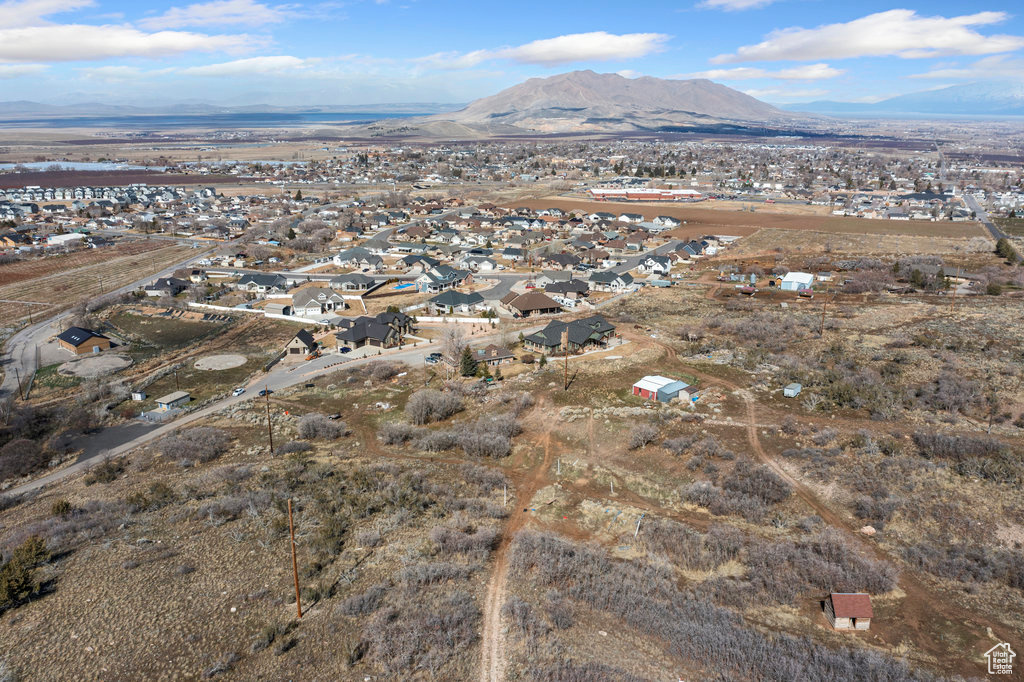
xmin=0 ymin=170 xmax=244 ymax=189
xmin=0 ymin=243 xmax=193 ymax=326
xmin=513 ymin=197 xmax=986 ymax=239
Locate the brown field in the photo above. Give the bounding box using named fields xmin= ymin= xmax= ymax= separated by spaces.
xmin=0 ymin=243 xmax=194 ymax=325
xmin=0 ymin=170 xmax=244 ymax=189
xmin=513 ymin=197 xmax=986 ymax=239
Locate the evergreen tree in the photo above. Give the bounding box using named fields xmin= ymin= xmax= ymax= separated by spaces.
xmin=460 ymin=346 xmax=478 ymax=377
xmin=494 ymin=366 xmax=503 ymax=381
xmin=295 ymin=190 xmax=303 ymax=200
xmin=539 ymin=354 xmax=547 ymax=368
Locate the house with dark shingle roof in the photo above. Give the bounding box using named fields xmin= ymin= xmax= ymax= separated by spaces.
xmin=335 ymin=311 xmax=413 ymax=349
xmin=588 ymin=271 xmax=634 ymax=292
xmin=283 ymin=329 xmax=318 ymax=361
xmin=57 ymin=326 xmax=110 ymax=355
xmin=500 ymin=291 xmax=562 ymax=318
xmin=544 ymin=279 xmax=589 ymax=299
xmin=237 ymin=273 xmax=289 ymax=294
xmin=523 ymin=315 xmax=615 ymax=354
xmin=428 ymin=290 xmax=486 ymax=314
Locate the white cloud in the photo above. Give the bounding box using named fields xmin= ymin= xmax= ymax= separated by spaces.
xmin=713 ymin=10 xmax=1024 ymax=63
xmin=743 ymin=87 xmax=829 ymax=99
xmin=180 ymin=55 xmax=314 ymax=76
xmin=139 ymin=0 xmax=288 ymax=30
xmin=0 ymin=0 xmax=95 ymax=27
xmin=682 ymin=63 xmax=843 ymax=80
xmin=0 ymin=63 xmax=48 ymax=78
xmin=699 ymin=0 xmax=774 ymax=11
xmin=907 ymin=55 xmax=1024 ymax=80
xmin=0 ymin=25 xmax=252 ymax=61
xmin=417 ymin=31 xmax=669 ymax=69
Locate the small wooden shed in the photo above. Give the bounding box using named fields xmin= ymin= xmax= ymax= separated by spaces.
xmin=825 ymin=593 xmax=872 ymax=630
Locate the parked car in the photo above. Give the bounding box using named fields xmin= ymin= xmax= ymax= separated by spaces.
xmin=258 ymin=388 xmax=274 ymax=397
xmin=232 ymin=387 xmax=245 ymax=397
xmin=425 ymin=357 xmax=439 ymax=365
xmin=339 ymin=346 xmax=352 ymax=354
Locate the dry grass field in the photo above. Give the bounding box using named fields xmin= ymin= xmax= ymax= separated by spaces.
xmin=0 ymin=243 xmax=193 ymax=326
xmin=513 ymin=197 xmax=987 ymax=239
xmin=1 ymin=223 xmax=1021 ymax=680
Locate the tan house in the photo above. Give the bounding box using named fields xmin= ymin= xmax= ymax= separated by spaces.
xmin=283 ymin=329 xmax=318 ymax=361
xmin=57 ymin=326 xmax=111 ymax=355
xmin=825 ymin=593 xmax=872 ymax=630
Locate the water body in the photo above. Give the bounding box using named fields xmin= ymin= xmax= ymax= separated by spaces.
xmin=0 ymin=161 xmax=165 ymax=171
xmin=0 ymin=112 xmax=423 ymax=129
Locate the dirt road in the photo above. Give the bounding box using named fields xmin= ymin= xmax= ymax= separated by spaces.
xmin=479 ymin=399 xmax=555 ymax=682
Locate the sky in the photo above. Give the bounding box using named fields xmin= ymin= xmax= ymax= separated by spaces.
xmin=1 ymin=0 xmax=1023 ymax=107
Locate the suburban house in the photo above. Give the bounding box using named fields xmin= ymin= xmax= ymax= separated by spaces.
xmin=460 ymin=255 xmax=498 ymax=272
xmin=330 ymin=273 xmax=376 ymax=292
xmin=825 ymin=593 xmax=872 ymax=630
xmin=335 ymin=315 xmax=404 ymax=348
xmin=637 ymin=255 xmax=672 ymax=276
xmin=237 ymin=273 xmax=289 ymax=294
xmin=589 ymin=271 xmax=634 ymax=292
xmin=291 ymin=287 xmax=347 ymax=317
xmin=500 ymin=291 xmax=562 ymax=318
xmin=544 ymin=279 xmax=590 ymax=299
xmin=652 ymin=215 xmax=682 ymax=227
xmin=427 ymin=290 xmax=486 ymax=314
xmin=188 ymin=269 xmax=208 ymax=283
xmin=333 ymin=246 xmax=384 ymax=271
xmin=544 ymin=253 xmax=581 ymax=270
xmin=283 ymin=329 xmax=318 ymax=361
xmin=57 ymin=326 xmax=111 ymax=355
xmin=415 ymin=265 xmax=472 ymax=293
xmin=632 ymin=375 xmax=692 ymax=403
xmin=471 ymin=344 xmax=515 ymax=367
xmin=523 ymin=315 xmax=616 ymax=354
xmin=143 ymin=277 xmax=190 ymax=297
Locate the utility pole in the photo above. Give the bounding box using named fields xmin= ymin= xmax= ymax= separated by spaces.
xmin=13 ymin=366 xmax=22 ymax=400
xmin=950 ymin=267 xmax=960 ymax=313
xmin=820 ymin=291 xmax=828 ymax=337
xmin=174 ymin=369 xmax=179 ymax=391
xmin=287 ymin=499 xmax=302 ymax=619
xmin=26 ymin=305 xmax=32 ymax=325
xmin=265 ymin=385 xmax=274 ymax=454
xmin=562 ymin=329 xmax=569 ymax=390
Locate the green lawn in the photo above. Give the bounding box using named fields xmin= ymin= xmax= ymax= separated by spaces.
xmin=34 ymin=363 xmax=81 ymax=389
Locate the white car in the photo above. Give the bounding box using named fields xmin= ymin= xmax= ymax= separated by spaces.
xmin=232 ymin=387 xmax=246 ymax=397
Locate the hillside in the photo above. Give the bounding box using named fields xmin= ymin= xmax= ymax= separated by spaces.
xmin=427 ymin=70 xmax=799 ymax=134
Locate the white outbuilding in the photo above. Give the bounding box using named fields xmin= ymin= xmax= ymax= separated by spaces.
xmin=780 ymin=272 xmax=814 ymax=291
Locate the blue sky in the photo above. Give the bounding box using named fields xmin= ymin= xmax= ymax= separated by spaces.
xmin=1 ymin=0 xmax=1023 ymax=106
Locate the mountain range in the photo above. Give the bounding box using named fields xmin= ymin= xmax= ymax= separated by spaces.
xmin=788 ymin=81 xmax=1024 ymax=117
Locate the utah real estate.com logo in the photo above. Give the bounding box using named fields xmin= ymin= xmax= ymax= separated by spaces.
xmin=984 ymin=643 xmax=1015 ymax=675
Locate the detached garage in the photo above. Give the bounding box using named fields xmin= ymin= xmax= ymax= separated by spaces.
xmin=632 ymin=375 xmax=691 ymax=403
xmin=57 ymin=326 xmax=111 ymax=355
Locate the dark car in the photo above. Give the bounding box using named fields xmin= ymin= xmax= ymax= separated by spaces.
xmin=258 ymin=388 xmax=274 ymax=397
xmin=339 ymin=346 xmax=352 ymax=354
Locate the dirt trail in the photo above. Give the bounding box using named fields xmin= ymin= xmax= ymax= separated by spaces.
xmin=479 ymin=399 xmax=555 ymax=682
xmin=633 ymin=333 xmax=1010 ymax=675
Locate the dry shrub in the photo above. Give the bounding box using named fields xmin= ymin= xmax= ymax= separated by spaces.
xmin=297 ymin=413 xmax=347 ymax=440
xmin=405 ymin=390 xmax=463 ymax=425
xmin=161 ymin=427 xmax=230 ymax=466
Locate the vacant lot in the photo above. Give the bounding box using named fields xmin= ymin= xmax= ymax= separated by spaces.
xmin=0 ymin=243 xmax=193 ymax=326
xmin=724 ymin=227 xmax=993 ymax=257
xmin=513 ymin=198 xmax=986 ymax=239
xmin=0 ymin=170 xmax=244 ymax=189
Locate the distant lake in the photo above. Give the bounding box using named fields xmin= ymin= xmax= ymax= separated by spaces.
xmin=0 ymin=112 xmax=424 ymax=129
xmin=0 ymin=161 xmax=165 ymax=171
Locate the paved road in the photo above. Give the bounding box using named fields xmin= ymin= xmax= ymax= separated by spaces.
xmin=4 ymin=278 xmax=640 ymax=499
xmin=963 ymin=194 xmax=1006 ymax=241
xmin=0 ymin=246 xmax=218 ymax=401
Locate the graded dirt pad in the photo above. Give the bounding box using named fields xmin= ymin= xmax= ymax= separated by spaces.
xmin=58 ymin=353 xmax=132 ymax=377
xmin=194 ymin=354 xmax=247 ymax=370
xmin=512 ymin=198 xmax=986 ymax=239
xmin=725 ymin=227 xmax=992 ymax=257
